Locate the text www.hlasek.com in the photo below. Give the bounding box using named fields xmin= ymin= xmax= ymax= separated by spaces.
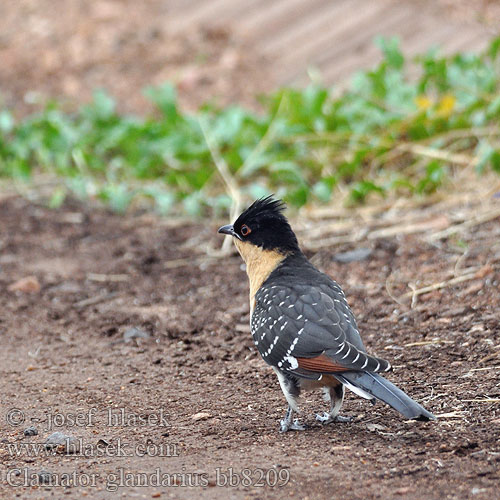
xmin=5 ymin=467 xmax=291 ymax=490
xmin=6 ymin=439 xmax=178 ymax=458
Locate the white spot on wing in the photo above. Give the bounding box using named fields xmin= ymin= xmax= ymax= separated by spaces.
xmin=284 ymin=355 xmax=298 ymax=370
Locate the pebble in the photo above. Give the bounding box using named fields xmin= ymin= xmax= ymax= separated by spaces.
xmin=8 ymin=276 xmax=41 ymax=293
xmin=333 ymin=248 xmax=372 ymax=263
xmin=191 ymin=412 xmax=211 ymax=421
xmin=366 ymin=423 xmax=386 ymax=432
xmin=123 ymin=327 xmax=150 ymax=342
xmin=45 ymin=432 xmax=80 ymax=453
xmin=24 ymin=426 xmax=38 ymax=436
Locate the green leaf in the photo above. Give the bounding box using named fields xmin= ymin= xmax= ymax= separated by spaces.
xmin=90 ymin=90 xmax=116 ymax=120
xmin=475 ymin=142 xmax=495 ymax=174
xmin=100 ymin=184 xmax=134 ymax=213
xmin=48 ymin=187 xmax=67 ymax=209
xmin=0 ymin=111 xmax=14 ymax=133
xmin=490 ymin=150 xmax=500 ymax=173
xmin=375 ymin=36 xmax=404 ymax=69
xmin=144 ymin=83 xmax=178 ymax=120
xmin=488 ymin=37 xmax=500 ymax=60
xmin=416 ymin=161 xmax=446 ymax=193
xmin=312 ymin=177 xmax=337 ymax=202
xmin=350 ymin=181 xmax=385 ymax=203
xmin=247 ymin=183 xmax=271 ymax=200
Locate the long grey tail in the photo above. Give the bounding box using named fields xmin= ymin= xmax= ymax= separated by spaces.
xmin=334 ymin=371 xmax=435 ymax=421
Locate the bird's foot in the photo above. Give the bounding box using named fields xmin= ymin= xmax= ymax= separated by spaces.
xmin=315 ymin=412 xmax=353 ymax=424
xmin=280 ymin=418 xmax=306 ymax=433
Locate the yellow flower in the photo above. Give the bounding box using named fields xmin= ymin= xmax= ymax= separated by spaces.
xmin=415 ymin=95 xmax=432 ymax=110
xmin=437 ymin=94 xmax=456 ymax=117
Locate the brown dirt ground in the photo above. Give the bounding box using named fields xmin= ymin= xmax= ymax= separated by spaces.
xmin=1 ymin=2 xmax=500 ymax=498
xmin=0 ymin=194 xmax=499 ymax=499
xmin=0 ymin=0 xmax=273 ymax=117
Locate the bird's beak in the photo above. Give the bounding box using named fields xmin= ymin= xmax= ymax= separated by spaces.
xmin=218 ymin=224 xmax=242 ymax=240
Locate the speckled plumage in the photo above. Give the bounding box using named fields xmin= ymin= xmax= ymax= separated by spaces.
xmin=251 ymin=253 xmax=392 ymax=377
xmin=219 ymin=196 xmax=435 ymax=431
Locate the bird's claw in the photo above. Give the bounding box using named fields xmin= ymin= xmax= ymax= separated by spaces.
xmin=280 ymin=418 xmax=306 ymax=432
xmin=315 ymin=412 xmax=353 ymax=424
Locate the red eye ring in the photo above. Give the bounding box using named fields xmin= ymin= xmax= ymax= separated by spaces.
xmin=241 ymin=224 xmax=251 ymax=236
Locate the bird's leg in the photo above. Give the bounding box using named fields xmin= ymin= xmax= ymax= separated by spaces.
xmin=280 ymin=405 xmax=306 ymax=432
xmin=316 ymin=384 xmax=352 ymax=424
xmin=273 ymin=368 xmax=305 ymax=432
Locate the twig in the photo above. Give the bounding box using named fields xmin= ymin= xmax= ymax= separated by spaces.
xmin=405 ymin=340 xmax=454 ymax=347
xmin=385 ymin=277 xmax=406 ymax=307
xmin=462 ymin=399 xmax=500 ymax=403
xmin=428 ymin=207 xmax=500 ymax=241
xmin=397 ymin=143 xmax=477 ymax=167
xmin=478 ymin=352 xmax=500 ymax=364
xmin=466 ymin=366 xmax=500 ymax=372
xmin=400 ymin=271 xmax=479 ymax=299
xmin=420 ymin=125 xmax=500 ymax=145
xmin=372 ymin=126 xmax=500 ymax=169
xmin=74 ymin=292 xmax=120 ymax=309
xmin=435 ymin=412 xmax=465 ymax=419
xmin=163 ymin=251 xmax=233 ymax=269
xmin=198 ymin=117 xmax=243 ymax=253
xmin=87 ymin=273 xmax=129 ymax=282
xmin=237 ymin=92 xmax=288 ymax=179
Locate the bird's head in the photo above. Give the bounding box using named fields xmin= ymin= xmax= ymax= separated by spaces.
xmin=218 ymin=196 xmax=300 ymax=260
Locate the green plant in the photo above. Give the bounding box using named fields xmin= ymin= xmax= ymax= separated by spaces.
xmin=0 ymin=37 xmax=499 ymax=214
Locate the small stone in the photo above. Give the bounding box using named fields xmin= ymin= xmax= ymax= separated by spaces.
xmin=395 ymin=487 xmax=412 ymax=494
xmin=191 ymin=412 xmax=211 ymax=421
xmin=333 ymin=248 xmax=372 ymax=263
xmin=8 ymin=276 xmax=41 ymax=293
xmin=24 ymin=426 xmax=38 ymax=436
xmin=123 ymin=327 xmax=150 ymax=342
xmin=366 ymin=423 xmax=386 ymax=432
xmin=45 ymin=432 xmax=80 ymax=453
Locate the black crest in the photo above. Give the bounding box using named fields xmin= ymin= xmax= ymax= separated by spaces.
xmin=233 ymin=196 xmax=300 ymax=253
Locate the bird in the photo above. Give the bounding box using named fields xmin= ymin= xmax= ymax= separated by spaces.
xmin=218 ymin=196 xmax=435 ymax=432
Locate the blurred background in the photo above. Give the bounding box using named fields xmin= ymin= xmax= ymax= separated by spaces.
xmin=1 ymin=0 xmax=498 ymax=115
xmin=0 ymin=0 xmax=499 ymax=213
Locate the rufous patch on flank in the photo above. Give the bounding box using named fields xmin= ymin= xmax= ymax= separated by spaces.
xmin=296 ymin=354 xmax=347 ymax=373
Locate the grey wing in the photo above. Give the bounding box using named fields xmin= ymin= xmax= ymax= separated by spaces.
xmin=251 ymin=283 xmax=391 ymax=377
xmin=317 ymin=280 xmax=366 ymax=352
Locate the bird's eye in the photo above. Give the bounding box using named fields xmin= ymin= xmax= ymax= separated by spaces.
xmin=240 ymin=224 xmax=251 ymax=236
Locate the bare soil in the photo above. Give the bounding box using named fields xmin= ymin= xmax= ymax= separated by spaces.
xmin=1 ymin=2 xmax=499 ymax=498
xmin=0 ymin=195 xmax=499 ymax=499
xmin=0 ymin=0 xmax=273 ymax=117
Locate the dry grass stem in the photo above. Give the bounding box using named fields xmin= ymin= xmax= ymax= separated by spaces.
xmin=87 ymin=273 xmax=129 ymax=282
xmin=401 ymin=271 xmax=479 ymax=300
xmin=405 ymin=340 xmax=455 ymax=347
